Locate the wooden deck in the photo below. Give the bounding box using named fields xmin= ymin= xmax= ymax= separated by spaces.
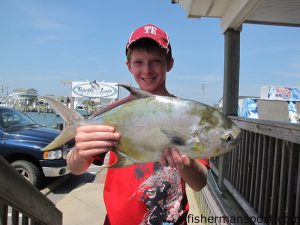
xmin=196 ymin=117 xmax=300 ymax=225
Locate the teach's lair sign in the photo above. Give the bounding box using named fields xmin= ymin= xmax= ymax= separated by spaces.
xmin=71 ymin=81 xmax=118 ymax=98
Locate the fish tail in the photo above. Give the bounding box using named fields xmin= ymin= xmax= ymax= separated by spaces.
xmin=42 ymin=125 xmax=77 ymax=151
xmin=41 ymin=96 xmax=85 ymax=151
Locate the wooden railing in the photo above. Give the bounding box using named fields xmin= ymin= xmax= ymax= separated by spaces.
xmin=0 ymin=155 xmax=62 ymax=225
xmin=211 ymin=117 xmax=300 ymax=225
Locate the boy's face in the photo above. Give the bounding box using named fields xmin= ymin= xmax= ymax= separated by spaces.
xmin=126 ymin=48 xmax=173 ymax=95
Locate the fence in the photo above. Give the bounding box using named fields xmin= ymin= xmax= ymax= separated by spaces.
xmin=0 ymin=156 xmax=62 ymax=225
xmin=211 ymin=116 xmax=300 ymax=225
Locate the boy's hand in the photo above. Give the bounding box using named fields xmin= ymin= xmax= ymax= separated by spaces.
xmin=159 ymin=147 xmax=207 ymax=192
xmin=74 ymin=125 xmax=120 ymax=162
xmin=159 ymin=147 xmax=191 ymax=170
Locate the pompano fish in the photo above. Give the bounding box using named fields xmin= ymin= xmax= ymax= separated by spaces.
xmin=42 ymin=84 xmax=241 ymax=168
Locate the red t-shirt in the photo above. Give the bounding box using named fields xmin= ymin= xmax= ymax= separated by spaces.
xmin=101 ymin=152 xmax=208 ymax=225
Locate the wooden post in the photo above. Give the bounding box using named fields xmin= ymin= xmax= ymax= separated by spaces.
xmin=218 ymin=28 xmax=241 ymax=189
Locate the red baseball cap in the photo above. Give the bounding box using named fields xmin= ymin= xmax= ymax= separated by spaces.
xmin=126 ymin=24 xmax=171 ymax=55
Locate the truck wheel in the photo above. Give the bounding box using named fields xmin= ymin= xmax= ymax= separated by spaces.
xmin=11 ymin=160 xmax=43 ymax=187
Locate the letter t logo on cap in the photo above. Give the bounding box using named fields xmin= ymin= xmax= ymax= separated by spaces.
xmin=144 ymin=26 xmax=157 ymax=35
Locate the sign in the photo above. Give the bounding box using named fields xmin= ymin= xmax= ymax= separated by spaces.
xmin=71 ymin=81 xmax=119 ymax=98
xmin=261 ymin=86 xmax=300 ymax=101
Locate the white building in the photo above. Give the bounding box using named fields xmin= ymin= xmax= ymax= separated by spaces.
xmin=12 ymin=88 xmax=38 ymax=104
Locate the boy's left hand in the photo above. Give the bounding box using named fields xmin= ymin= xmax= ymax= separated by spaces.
xmin=160 ymin=148 xmax=207 ymax=192
xmin=159 ymin=147 xmax=191 ymax=170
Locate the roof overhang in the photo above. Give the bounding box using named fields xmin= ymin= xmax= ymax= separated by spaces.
xmin=172 ymin=0 xmax=300 ymax=32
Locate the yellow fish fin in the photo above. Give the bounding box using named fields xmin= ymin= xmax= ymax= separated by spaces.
xmin=42 ymin=126 xmax=76 ymax=151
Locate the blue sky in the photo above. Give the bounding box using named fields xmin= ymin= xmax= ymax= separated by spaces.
xmin=1 ymin=0 xmax=300 ymax=106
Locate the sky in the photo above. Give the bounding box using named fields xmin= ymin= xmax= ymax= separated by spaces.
xmin=1 ymin=0 xmax=300 ymax=106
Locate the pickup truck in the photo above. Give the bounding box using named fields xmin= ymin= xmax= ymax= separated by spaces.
xmin=0 ymin=106 xmax=72 ymax=187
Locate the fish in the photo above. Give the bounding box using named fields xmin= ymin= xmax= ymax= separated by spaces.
xmin=41 ymin=84 xmax=241 ymax=168
xmin=90 ymin=80 xmax=100 ymax=89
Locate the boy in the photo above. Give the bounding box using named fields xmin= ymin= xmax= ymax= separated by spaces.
xmin=67 ymin=24 xmax=208 ymax=225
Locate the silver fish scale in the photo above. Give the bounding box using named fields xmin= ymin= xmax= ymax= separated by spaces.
xmin=91 ymin=96 xmax=238 ymax=162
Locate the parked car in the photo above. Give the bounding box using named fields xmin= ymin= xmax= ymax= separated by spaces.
xmin=75 ymin=104 xmax=89 ymax=117
xmin=0 ymin=106 xmax=72 ymax=187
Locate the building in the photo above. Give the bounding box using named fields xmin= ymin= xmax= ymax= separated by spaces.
xmin=12 ymin=88 xmax=38 ymax=104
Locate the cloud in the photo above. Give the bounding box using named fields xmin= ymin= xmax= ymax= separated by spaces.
xmin=274 ymin=61 xmax=300 ymax=79
xmin=16 ymin=1 xmax=57 ymax=28
xmin=36 ymin=35 xmax=62 ymax=43
xmin=13 ymin=71 xmax=81 ymax=82
xmin=276 ymin=71 xmax=300 ymax=79
xmin=59 ymin=72 xmax=77 ymax=77
xmin=243 ymin=44 xmax=300 ymax=57
xmin=173 ymin=74 xmax=222 ymax=82
xmin=14 ymin=0 xmax=68 ymax=43
xmin=32 ymin=20 xmax=64 ymax=31
xmin=288 ymin=62 xmax=300 ymax=69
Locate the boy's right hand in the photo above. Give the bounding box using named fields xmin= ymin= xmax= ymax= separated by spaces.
xmin=67 ymin=125 xmax=120 ymax=175
xmin=74 ymin=125 xmax=120 ymax=161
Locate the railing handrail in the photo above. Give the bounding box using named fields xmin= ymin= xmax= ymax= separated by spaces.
xmin=230 ymin=116 xmax=300 ymax=144
xmin=208 ymin=116 xmax=300 ymax=225
xmin=0 ymin=155 xmax=62 ymax=225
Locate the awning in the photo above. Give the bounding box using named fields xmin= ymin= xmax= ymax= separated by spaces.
xmin=172 ymin=0 xmax=300 ymax=32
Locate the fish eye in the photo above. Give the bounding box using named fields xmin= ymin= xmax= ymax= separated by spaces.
xmin=171 ymin=136 xmax=185 ymax=146
xmin=225 ymin=134 xmax=233 ymax=142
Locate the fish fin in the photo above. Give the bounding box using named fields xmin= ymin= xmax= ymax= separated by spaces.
xmin=41 ymin=96 xmax=84 ymax=122
xmin=160 ymin=128 xmax=186 ymax=146
xmin=89 ymin=95 xmax=136 ymax=118
xmin=40 ymin=96 xmax=84 ymax=151
xmin=107 ymin=150 xmax=136 ymax=168
xmin=89 ymin=84 xmax=152 ymax=119
xmin=118 ymin=83 xmax=154 ymax=99
xmin=42 ymin=126 xmax=76 ymax=151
